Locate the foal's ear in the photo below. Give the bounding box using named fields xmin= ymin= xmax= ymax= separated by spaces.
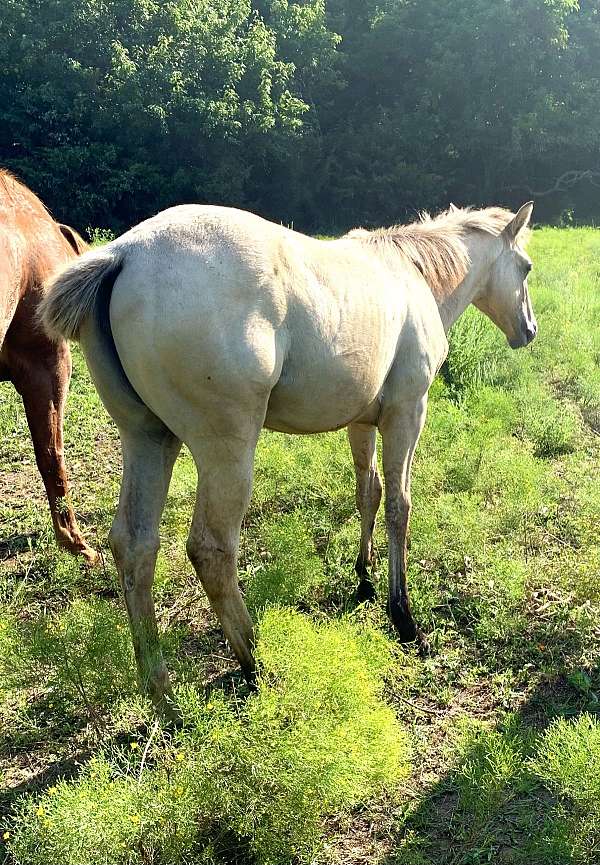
xmin=503 ymin=201 xmax=534 ymax=242
xmin=59 ymin=223 xmax=88 ymax=256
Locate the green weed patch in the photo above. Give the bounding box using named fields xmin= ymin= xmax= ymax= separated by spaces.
xmin=6 ymin=610 xmax=410 ymax=865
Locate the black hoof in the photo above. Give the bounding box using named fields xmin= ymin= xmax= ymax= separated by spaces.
xmin=241 ymin=663 xmax=258 ymax=692
xmin=389 ymin=599 xmax=418 ymax=643
xmin=355 ymin=577 xmax=377 ymax=604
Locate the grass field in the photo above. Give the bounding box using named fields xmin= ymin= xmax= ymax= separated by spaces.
xmin=1 ymin=227 xmax=599 ymax=864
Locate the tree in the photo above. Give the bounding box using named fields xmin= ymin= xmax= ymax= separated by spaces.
xmin=0 ymin=0 xmax=308 ymax=228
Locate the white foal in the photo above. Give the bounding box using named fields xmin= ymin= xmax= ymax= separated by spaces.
xmin=41 ymin=201 xmax=535 ymax=711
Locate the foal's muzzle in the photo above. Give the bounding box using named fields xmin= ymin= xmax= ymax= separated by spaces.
xmin=509 ymin=321 xmax=537 ymax=349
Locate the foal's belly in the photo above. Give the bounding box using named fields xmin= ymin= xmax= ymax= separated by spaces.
xmin=264 ymin=349 xmax=386 ymax=434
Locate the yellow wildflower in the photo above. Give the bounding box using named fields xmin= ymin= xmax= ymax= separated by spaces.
xmin=3 ymin=831 xmax=10 ymax=841
xmin=130 ymin=742 xmax=139 ymax=750
xmin=174 ymin=752 xmax=184 ymax=762
xmin=36 ymin=806 xmax=45 ymax=818
xmin=130 ymin=814 xmax=140 ymax=824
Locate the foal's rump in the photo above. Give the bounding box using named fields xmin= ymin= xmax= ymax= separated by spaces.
xmin=40 ymin=206 xmax=289 ymax=440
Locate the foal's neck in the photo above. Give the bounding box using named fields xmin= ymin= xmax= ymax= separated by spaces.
xmin=430 ymin=233 xmax=501 ymax=332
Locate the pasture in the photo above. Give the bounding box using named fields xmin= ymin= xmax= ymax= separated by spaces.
xmin=0 ymin=226 xmax=599 ymax=864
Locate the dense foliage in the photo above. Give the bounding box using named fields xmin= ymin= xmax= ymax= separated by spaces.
xmin=6 ymin=610 xmax=409 ymax=865
xmin=1 ymin=0 xmax=599 ymax=232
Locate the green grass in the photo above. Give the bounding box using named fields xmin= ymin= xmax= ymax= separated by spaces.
xmin=0 ymin=227 xmax=599 ymax=864
xmin=6 ymin=610 xmax=409 ymax=865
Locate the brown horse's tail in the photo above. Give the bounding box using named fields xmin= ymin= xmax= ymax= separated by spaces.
xmin=40 ymin=245 xmax=124 ymax=342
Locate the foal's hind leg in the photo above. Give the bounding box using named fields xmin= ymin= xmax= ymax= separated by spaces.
xmin=109 ymin=425 xmax=181 ymax=713
xmin=348 ymin=422 xmax=382 ymax=602
xmin=186 ymin=425 xmax=263 ymax=682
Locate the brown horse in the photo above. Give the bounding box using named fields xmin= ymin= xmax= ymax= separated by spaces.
xmin=0 ymin=169 xmax=97 ymax=563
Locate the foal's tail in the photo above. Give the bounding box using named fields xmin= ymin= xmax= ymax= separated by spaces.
xmin=40 ymin=241 xmax=154 ymax=425
xmin=40 ymin=245 xmax=124 ymax=343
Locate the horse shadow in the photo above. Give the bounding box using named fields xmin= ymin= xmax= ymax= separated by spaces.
xmin=0 ymin=532 xmax=40 ymax=561
xmin=375 ymin=624 xmax=600 ymax=865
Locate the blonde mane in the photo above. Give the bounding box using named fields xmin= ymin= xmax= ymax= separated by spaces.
xmin=0 ymin=167 xmax=18 ymax=200
xmin=347 ymin=206 xmax=524 ymax=295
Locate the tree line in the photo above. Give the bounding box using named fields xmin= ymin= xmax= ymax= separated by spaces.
xmin=1 ymin=0 xmax=599 ymax=234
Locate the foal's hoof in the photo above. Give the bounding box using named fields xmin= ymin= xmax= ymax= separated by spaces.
xmin=355 ymin=577 xmax=377 ymax=604
xmin=389 ymin=600 xmax=418 ymax=643
xmin=241 ymin=662 xmax=258 ymax=692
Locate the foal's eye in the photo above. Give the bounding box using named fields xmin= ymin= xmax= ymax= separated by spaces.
xmin=523 ymin=261 xmax=532 ymax=276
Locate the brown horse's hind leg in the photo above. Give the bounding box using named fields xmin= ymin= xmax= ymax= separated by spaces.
xmin=12 ymin=340 xmax=98 ymax=564
xmin=348 ymin=422 xmax=382 ymax=603
xmin=109 ymin=426 xmax=181 ymax=716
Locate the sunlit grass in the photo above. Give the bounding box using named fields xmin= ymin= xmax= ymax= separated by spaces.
xmin=7 ymin=610 xmax=410 ymax=865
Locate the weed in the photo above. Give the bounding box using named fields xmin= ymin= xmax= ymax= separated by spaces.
xmin=7 ymin=610 xmax=410 ymax=865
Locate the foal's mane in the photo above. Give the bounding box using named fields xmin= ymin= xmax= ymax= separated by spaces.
xmin=347 ymin=206 xmax=520 ymax=295
xmin=0 ymin=168 xmax=23 ymax=199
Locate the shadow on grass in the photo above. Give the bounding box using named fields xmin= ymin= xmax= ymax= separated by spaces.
xmin=0 ymin=532 xmax=39 ymax=561
xmin=383 ymin=658 xmax=600 ymax=865
xmin=0 ymin=747 xmax=93 ymax=821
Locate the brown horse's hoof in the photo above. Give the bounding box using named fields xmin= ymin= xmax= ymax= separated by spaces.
xmin=57 ymin=532 xmax=100 ymax=566
xmin=79 ymin=545 xmax=100 ymax=567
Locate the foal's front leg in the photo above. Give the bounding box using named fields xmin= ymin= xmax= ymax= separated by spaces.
xmin=347 ymin=422 xmax=382 ymax=602
xmin=378 ymin=396 xmax=428 ymax=643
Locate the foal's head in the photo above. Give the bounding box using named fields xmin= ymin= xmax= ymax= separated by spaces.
xmin=472 ymin=201 xmax=536 ymax=349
